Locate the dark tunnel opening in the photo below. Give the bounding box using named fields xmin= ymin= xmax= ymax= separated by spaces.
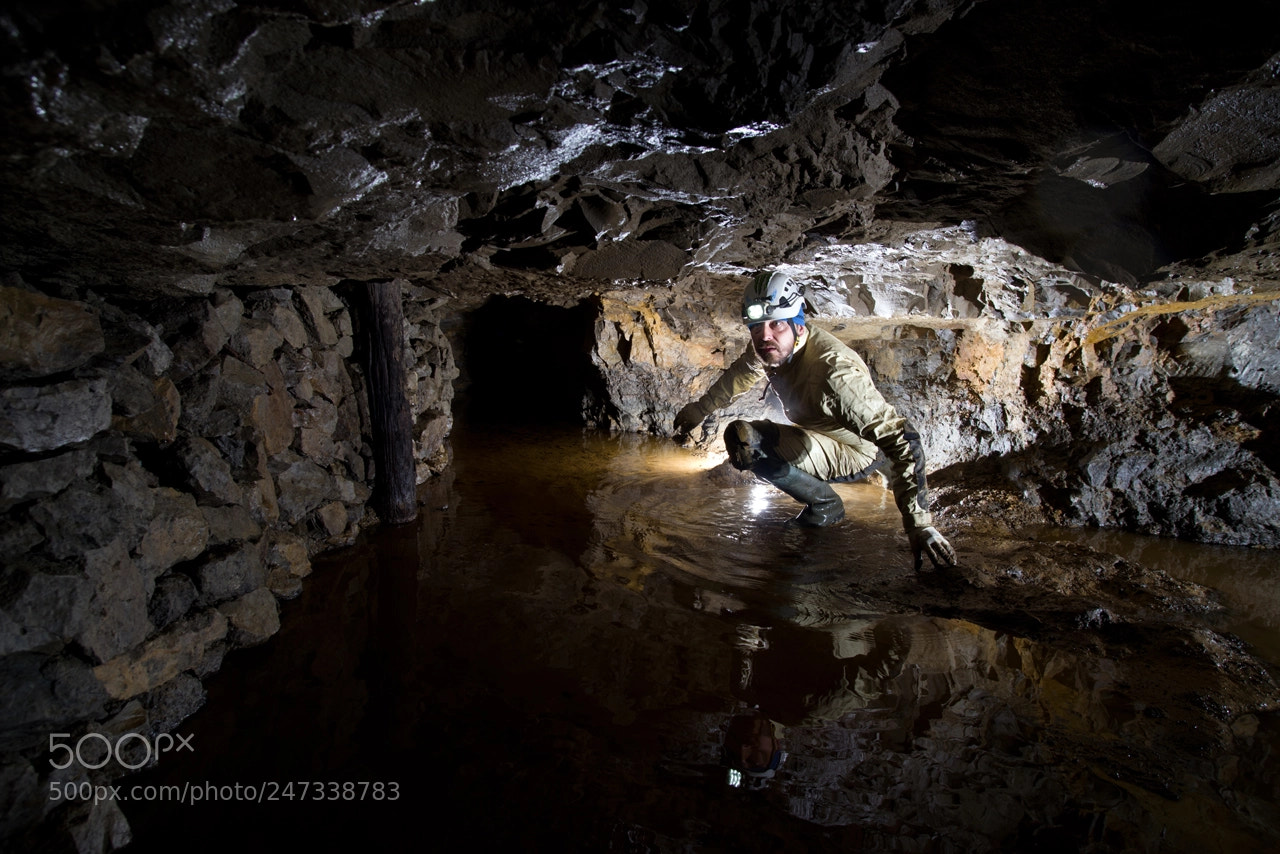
xmin=459 ymin=294 xmax=604 ymax=426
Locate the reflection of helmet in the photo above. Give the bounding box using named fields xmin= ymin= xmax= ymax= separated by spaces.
xmin=742 ymin=271 xmax=804 ymax=325
xmin=722 ymin=711 xmax=786 ymax=789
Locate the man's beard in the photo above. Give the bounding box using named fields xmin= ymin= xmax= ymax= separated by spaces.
xmin=754 ymin=342 xmax=787 ymax=364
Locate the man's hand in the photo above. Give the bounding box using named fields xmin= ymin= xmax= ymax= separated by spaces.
xmin=909 ymin=526 xmax=956 ymax=570
xmin=673 ymin=403 xmax=703 ymax=441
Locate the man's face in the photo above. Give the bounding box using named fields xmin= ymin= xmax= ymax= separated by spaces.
xmin=750 ymin=319 xmax=801 ymax=366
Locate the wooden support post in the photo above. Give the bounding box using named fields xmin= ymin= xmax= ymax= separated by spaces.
xmin=360 ymin=279 xmax=418 ymax=525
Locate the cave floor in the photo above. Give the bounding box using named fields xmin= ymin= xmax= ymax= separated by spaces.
xmin=123 ymin=423 xmax=1280 ymax=853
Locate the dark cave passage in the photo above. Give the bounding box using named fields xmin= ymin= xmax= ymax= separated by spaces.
xmin=459 ymin=295 xmax=604 ymax=426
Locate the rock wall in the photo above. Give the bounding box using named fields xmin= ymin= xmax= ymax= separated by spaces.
xmin=0 ymin=280 xmax=454 ymax=850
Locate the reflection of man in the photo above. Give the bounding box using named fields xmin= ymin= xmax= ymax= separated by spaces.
xmin=674 ymin=271 xmax=956 ymax=569
xmin=722 ymin=710 xmax=783 ymax=786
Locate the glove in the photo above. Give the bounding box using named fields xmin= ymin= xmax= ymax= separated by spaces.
xmin=673 ymin=403 xmax=704 ymax=439
xmin=909 ymin=526 xmax=956 ymax=571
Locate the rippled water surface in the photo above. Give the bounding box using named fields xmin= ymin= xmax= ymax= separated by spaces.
xmin=125 ymin=424 xmax=1280 ymax=853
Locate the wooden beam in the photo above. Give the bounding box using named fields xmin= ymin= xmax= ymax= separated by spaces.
xmin=359 ymin=280 xmax=418 ymax=525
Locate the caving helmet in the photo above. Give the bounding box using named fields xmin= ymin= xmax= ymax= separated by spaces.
xmin=742 ymin=271 xmax=804 ymax=326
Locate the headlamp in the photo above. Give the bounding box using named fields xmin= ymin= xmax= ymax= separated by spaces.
xmin=745 ymin=302 xmax=765 ymax=321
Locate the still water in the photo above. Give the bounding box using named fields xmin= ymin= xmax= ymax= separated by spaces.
xmin=124 ymin=424 xmax=1280 ymax=853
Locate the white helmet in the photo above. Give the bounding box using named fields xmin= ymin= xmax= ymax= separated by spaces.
xmin=742 ymin=271 xmax=804 ymax=325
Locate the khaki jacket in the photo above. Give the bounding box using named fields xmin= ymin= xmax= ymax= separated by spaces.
xmin=688 ymin=327 xmax=932 ymax=530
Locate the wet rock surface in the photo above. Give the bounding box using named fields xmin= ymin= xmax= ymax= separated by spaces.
xmin=2 ymin=0 xmax=1278 ymax=293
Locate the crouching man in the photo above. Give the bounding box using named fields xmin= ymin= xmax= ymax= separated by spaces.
xmin=674 ymin=271 xmax=956 ymax=570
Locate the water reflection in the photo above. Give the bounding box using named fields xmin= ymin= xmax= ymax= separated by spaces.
xmin=721 ymin=611 xmax=1280 ymax=851
xmin=1033 ymin=526 xmax=1280 ymax=664
xmin=123 ymin=424 xmax=1280 ymax=853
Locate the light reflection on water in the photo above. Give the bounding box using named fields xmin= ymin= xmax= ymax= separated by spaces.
xmin=124 ymin=424 xmax=1280 ymax=853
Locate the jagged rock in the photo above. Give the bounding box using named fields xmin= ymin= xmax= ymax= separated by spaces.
xmin=146 ymin=672 xmax=206 ymax=734
xmin=591 ymin=289 xmax=785 ymax=435
xmin=227 ymin=316 xmax=284 ymax=369
xmin=161 ymin=292 xmax=244 ymax=382
xmin=0 ymin=557 xmax=90 ymax=657
xmin=274 ymin=457 xmax=337 ymax=525
xmin=134 ymin=489 xmax=209 ymax=581
xmin=109 ymin=366 xmax=180 ymax=444
xmin=0 ymin=286 xmax=104 ymax=379
xmin=0 ymin=518 xmax=43 ymax=558
xmin=192 ymin=541 xmax=268 ymax=606
xmin=250 ymin=387 xmax=296 ymax=458
xmin=102 ymin=458 xmax=157 ymax=530
xmin=295 ymin=287 xmax=341 ymax=348
xmin=405 ymin=291 xmax=458 ymax=474
xmin=301 ymin=349 xmax=355 ymax=407
xmin=0 ymin=449 xmax=96 ymax=511
xmin=1153 ymin=66 xmax=1280 ymax=194
xmin=216 ymin=355 xmax=270 ymax=413
xmin=246 ymin=469 xmax=281 ymax=527
xmin=414 ymin=410 xmax=451 ymax=480
xmin=269 ymin=300 xmax=310 ymax=350
xmin=147 ymin=575 xmax=198 ymax=632
xmin=29 ymin=484 xmax=137 ymax=562
xmin=174 ymin=436 xmax=243 ymax=507
xmin=296 ymin=397 xmax=340 ymax=464
xmin=174 ymin=361 xmax=226 ymax=436
xmin=92 ymin=609 xmax=228 ymax=701
xmin=191 ymin=641 xmax=226 ymax=680
xmin=77 ymin=541 xmax=151 ymax=665
xmin=264 ymin=531 xmax=312 ymax=600
xmin=92 ymin=302 xmax=174 ymax=379
xmin=93 ymin=700 xmax=148 ymax=753
xmin=316 ymin=501 xmax=348 ymax=538
xmin=0 ymin=379 xmax=112 ymax=453
xmin=217 ymin=588 xmax=280 ymax=648
xmin=200 ymin=504 xmax=262 ymax=548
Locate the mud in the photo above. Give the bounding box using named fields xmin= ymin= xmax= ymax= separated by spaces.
xmin=122 ymin=424 xmax=1280 ymax=853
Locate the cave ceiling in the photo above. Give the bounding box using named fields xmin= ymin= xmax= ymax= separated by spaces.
xmin=2 ymin=0 xmax=1279 ymax=309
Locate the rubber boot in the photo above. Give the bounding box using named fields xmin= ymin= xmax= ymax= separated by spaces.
xmin=753 ymin=458 xmax=845 ymax=527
